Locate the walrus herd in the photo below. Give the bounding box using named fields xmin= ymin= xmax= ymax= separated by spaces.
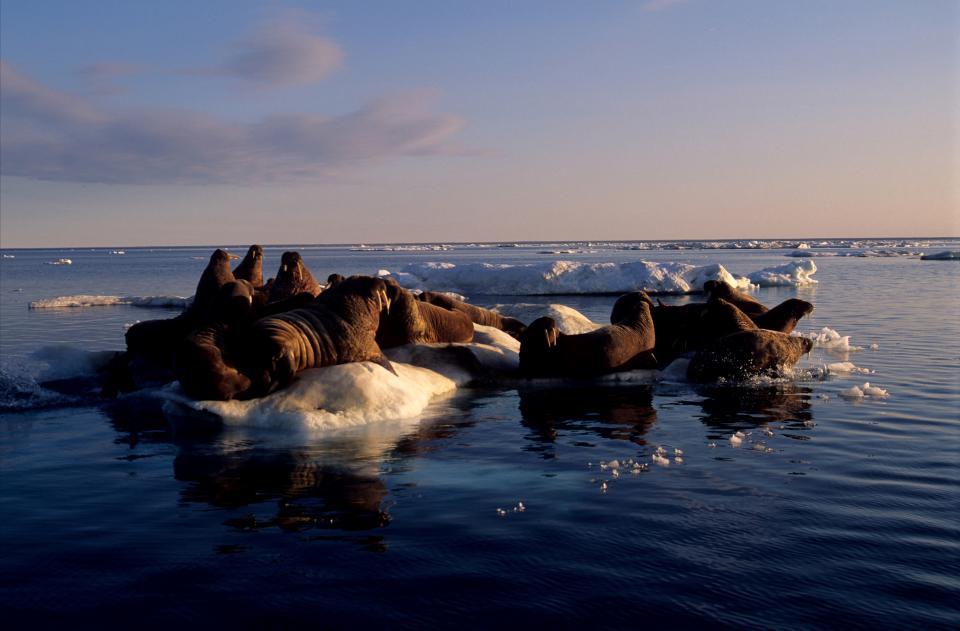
xmin=106 ymin=245 xmax=816 ymax=401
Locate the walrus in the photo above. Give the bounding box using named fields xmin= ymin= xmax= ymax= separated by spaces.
xmin=232 ymin=245 xmax=264 ymax=288
xmin=173 ymin=279 xmax=260 ymax=400
xmin=751 ymin=298 xmax=814 ymax=333
xmin=238 ymin=275 xmax=395 ymax=398
xmin=704 ymin=280 xmax=768 ymax=317
xmin=191 ymin=249 xmax=237 ymax=318
xmin=376 ymin=279 xmax=474 ymax=349
xmin=687 ymin=330 xmax=814 ymax=383
xmin=124 ymin=248 xmax=235 ymax=361
xmin=419 ymin=291 xmax=527 ymax=339
xmin=326 ymin=273 xmax=345 ymax=288
xmin=519 ymin=291 xmax=656 ymax=377
xmin=174 ymin=322 xmax=252 ymax=400
xmin=267 ymin=252 xmax=322 ymax=303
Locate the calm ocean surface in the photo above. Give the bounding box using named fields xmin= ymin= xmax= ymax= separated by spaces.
xmin=1 ymin=241 xmax=958 ymax=628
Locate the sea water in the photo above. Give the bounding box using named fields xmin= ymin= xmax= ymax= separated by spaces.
xmin=1 ymin=240 xmax=958 ymax=627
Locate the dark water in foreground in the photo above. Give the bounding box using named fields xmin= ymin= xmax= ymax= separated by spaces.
xmin=1 ymin=243 xmax=958 ymax=628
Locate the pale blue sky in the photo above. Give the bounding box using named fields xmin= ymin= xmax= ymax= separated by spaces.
xmin=1 ymin=1 xmax=957 ymax=247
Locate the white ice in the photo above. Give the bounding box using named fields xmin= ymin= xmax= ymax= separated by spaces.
xmin=378 ymin=260 xmax=817 ymax=296
xmin=793 ymin=327 xmax=863 ymax=352
xmin=492 ymin=303 xmax=600 ymax=334
xmin=29 ymin=295 xmax=192 ymax=309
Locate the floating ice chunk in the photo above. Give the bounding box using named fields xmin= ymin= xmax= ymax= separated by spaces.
xmin=611 ymin=469 xmax=621 ymax=478
xmin=862 ymin=382 xmax=889 ymax=397
xmin=674 ymin=448 xmax=683 ymax=456
xmin=746 ymin=260 xmax=818 ymax=287
xmin=841 ymin=385 xmax=864 ymax=399
xmin=826 ymin=362 xmax=857 ymax=373
xmin=162 ymin=361 xmax=459 ymax=431
xmin=869 ymin=344 xmax=879 ymax=351
xmin=514 ymin=502 xmax=526 ymax=512
xmin=707 ymin=442 xmax=717 ymax=448
xmin=729 ymin=431 xmax=745 ymax=447
xmin=492 ymin=303 xmax=600 ymax=334
xmin=496 ymin=508 xmax=508 ymax=517
xmin=46 ymin=258 xmax=72 ymax=265
xmin=377 ymin=259 xmax=779 ymax=296
xmin=794 ymin=327 xmax=862 ymax=352
xmin=674 ymin=456 xmax=684 ymax=464
xmin=652 ymin=453 xmax=670 ymax=466
xmin=600 ymin=482 xmax=609 ymax=492
xmin=607 ymin=459 xmax=621 ymax=469
xmin=29 ymin=295 xmax=191 ymax=309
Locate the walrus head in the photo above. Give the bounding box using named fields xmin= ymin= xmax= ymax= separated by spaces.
xmin=326 ymin=273 xmax=345 ymax=288
xmin=322 ymin=275 xmax=392 ymax=317
xmin=610 ymin=291 xmax=654 ymax=325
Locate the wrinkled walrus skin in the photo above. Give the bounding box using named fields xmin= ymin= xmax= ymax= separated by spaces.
xmin=519 ymin=292 xmax=656 ymax=377
xmin=687 ymin=330 xmax=814 ymax=383
xmin=376 ymin=280 xmax=474 ymax=349
xmin=419 ymin=291 xmax=527 ymax=338
xmin=240 ymin=276 xmax=394 ymax=397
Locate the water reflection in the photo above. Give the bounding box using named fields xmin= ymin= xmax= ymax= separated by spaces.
xmin=173 ymin=446 xmax=391 ymax=533
xmin=518 ymin=385 xmax=657 ymax=454
xmin=695 ymin=383 xmax=814 ymax=436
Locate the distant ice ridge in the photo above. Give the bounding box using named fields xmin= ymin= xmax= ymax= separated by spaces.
xmin=378 ymin=260 xmax=816 ymax=296
xmin=29 ymin=295 xmax=191 ymax=309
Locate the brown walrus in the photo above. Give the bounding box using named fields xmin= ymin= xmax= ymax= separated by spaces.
xmin=174 ymin=280 xmax=259 ymax=401
xmin=751 ymin=298 xmax=814 ymax=333
xmin=232 ymin=245 xmax=264 ymax=288
xmin=124 ymin=248 xmax=234 ymax=361
xmin=376 ymin=279 xmax=474 ymax=349
xmin=704 ymin=281 xmax=814 ymax=333
xmin=419 ymin=291 xmax=526 ymax=339
xmin=267 ymin=251 xmax=322 ymax=303
xmin=687 ymin=330 xmax=814 ymax=382
xmin=191 ymin=249 xmax=237 ymax=318
xmin=239 ymin=275 xmax=395 ymax=398
xmin=519 ymin=291 xmax=656 ymax=377
xmin=703 ymin=280 xmax=767 ymax=317
xmin=326 ymin=273 xmax=346 ymax=288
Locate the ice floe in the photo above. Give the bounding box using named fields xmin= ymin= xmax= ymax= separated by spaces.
xmin=378 ymin=260 xmax=816 ymax=296
xmin=840 ymin=382 xmax=890 ymax=399
xmin=491 ymin=303 xmax=601 ymax=334
xmin=793 ymin=327 xmax=863 ymax=352
xmin=29 ymin=295 xmax=191 ymax=309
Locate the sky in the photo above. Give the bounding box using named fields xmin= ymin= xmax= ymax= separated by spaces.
xmin=1 ymin=0 xmax=957 ymax=247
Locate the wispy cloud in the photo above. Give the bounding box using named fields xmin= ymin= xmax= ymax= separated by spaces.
xmin=77 ymin=61 xmax=142 ymax=95
xmin=197 ymin=13 xmax=343 ymax=87
xmin=0 ymin=61 xmax=464 ymax=184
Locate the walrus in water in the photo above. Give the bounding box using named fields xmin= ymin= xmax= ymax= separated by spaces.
xmin=238 ymin=275 xmax=395 ymax=398
xmin=419 ymin=291 xmax=526 ymax=339
xmin=232 ymin=245 xmax=264 ymax=288
xmin=376 ymin=279 xmax=474 ymax=349
xmin=267 ymin=252 xmax=323 ymax=303
xmin=687 ymin=330 xmax=814 ymax=383
xmin=519 ymin=292 xmax=656 ymax=377
xmin=704 ymin=280 xmax=814 ymax=333
xmin=703 ymin=280 xmax=768 ymax=317
xmin=751 ymin=298 xmax=814 ymax=334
